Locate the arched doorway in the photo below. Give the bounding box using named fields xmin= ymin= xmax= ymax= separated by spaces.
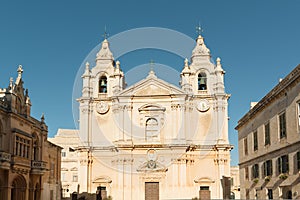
xmin=11 ymin=175 xmax=27 ymax=200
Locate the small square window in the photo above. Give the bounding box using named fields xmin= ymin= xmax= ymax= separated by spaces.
xmin=73 ymin=174 xmax=78 ymax=182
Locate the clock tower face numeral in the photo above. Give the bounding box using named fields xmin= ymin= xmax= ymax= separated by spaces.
xmin=196 ymin=99 xmax=210 ymax=112
xmin=96 ymin=101 xmax=109 ymax=114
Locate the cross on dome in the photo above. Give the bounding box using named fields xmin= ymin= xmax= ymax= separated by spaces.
xmin=196 ymin=24 xmax=203 ymax=36
xmin=102 ymin=25 xmax=109 ymax=39
xmin=191 ymin=24 xmax=211 ymax=61
xmin=147 ymin=60 xmax=157 ymax=78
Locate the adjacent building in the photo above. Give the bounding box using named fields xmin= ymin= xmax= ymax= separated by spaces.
xmin=49 ymin=129 xmax=81 ymax=198
xmin=0 ymin=66 xmax=62 ymax=200
xmin=72 ymin=33 xmax=233 ymax=200
xmin=236 ymin=64 xmax=300 ymax=199
xmin=230 ymin=166 xmax=240 ymax=199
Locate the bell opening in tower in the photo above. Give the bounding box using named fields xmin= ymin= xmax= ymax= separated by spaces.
xmin=99 ymin=76 xmax=107 ymax=93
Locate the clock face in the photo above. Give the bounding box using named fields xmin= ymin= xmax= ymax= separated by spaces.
xmin=96 ymin=101 xmax=109 ymax=114
xmin=196 ymin=99 xmax=210 ymax=112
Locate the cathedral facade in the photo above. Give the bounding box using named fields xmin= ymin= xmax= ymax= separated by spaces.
xmin=77 ymin=34 xmax=232 ymax=199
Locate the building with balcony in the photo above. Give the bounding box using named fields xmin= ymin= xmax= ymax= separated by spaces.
xmin=0 ymin=66 xmax=62 ymax=200
xmin=236 ymin=64 xmax=300 ymax=199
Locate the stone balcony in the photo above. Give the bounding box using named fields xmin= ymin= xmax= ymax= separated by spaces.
xmin=31 ymin=160 xmax=47 ymax=175
xmin=0 ymin=151 xmax=11 ymax=170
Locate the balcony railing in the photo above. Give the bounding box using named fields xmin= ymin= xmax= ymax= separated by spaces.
xmin=31 ymin=160 xmax=47 ymax=175
xmin=0 ymin=151 xmax=11 ymax=162
xmin=31 ymin=160 xmax=46 ymax=169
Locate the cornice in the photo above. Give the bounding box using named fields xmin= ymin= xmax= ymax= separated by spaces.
xmin=236 ymin=64 xmax=300 ymax=130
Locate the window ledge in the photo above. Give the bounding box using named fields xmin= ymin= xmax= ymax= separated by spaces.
xmin=197 ymin=90 xmax=208 ymax=95
xmin=279 ymin=137 xmax=287 ymax=143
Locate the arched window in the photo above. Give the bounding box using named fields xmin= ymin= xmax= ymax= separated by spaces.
xmin=198 ymin=73 xmax=207 ymax=90
xmin=145 ymin=118 xmax=159 ymax=141
xmin=99 ymin=76 xmax=107 ymax=93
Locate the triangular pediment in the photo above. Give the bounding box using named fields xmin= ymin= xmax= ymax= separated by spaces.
xmin=117 ymin=76 xmax=185 ymax=97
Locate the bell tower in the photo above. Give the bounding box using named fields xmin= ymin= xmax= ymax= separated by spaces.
xmin=91 ymin=38 xmax=125 ymax=97
xmin=78 ymin=37 xmax=126 ymax=145
xmin=180 ymin=32 xmax=229 ymax=142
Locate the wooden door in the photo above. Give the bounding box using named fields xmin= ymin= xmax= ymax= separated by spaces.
xmin=145 ymin=182 xmax=159 ymax=200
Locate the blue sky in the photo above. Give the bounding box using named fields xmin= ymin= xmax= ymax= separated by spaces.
xmin=0 ymin=1 xmax=300 ymax=166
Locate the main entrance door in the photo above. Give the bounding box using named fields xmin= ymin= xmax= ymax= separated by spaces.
xmin=145 ymin=182 xmax=159 ymax=200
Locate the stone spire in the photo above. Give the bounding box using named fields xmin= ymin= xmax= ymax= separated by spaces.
xmin=215 ymin=57 xmax=225 ymax=93
xmin=25 ymin=89 xmax=32 ymax=116
xmin=83 ymin=62 xmax=90 ymax=77
xmin=82 ymin=62 xmax=91 ymax=98
xmin=95 ymin=39 xmax=114 ymax=66
xmin=147 ymin=68 xmax=157 ymax=79
xmin=191 ymin=35 xmax=211 ymax=63
xmin=15 ymin=65 xmax=23 ymax=85
xmin=8 ymin=77 xmax=13 ymax=92
xmin=41 ymin=113 xmax=45 ymax=123
xmin=114 ymin=60 xmax=121 ymax=74
xmin=180 ymin=58 xmax=192 ymax=93
xmin=182 ymin=58 xmax=191 ymax=74
xmin=216 ymin=57 xmax=225 ymax=73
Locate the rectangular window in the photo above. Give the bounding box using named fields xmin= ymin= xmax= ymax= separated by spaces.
xmin=298 ymin=102 xmax=300 ymax=127
xmin=263 ymin=160 xmax=273 ymax=177
xmin=253 ymin=131 xmax=258 ymax=151
xmin=50 ymin=162 xmax=55 ymax=178
xmin=245 ymin=167 xmax=249 ymax=180
xmin=61 ymin=152 xmax=66 ymax=157
xmin=61 ymin=173 xmax=65 ymax=181
xmin=265 ymin=122 xmax=270 ymax=145
xmin=200 ymin=186 xmax=209 ymax=190
xmin=252 ymin=164 xmax=259 ymax=179
xmin=244 ymin=137 xmax=248 ymax=155
xmin=15 ymin=135 xmax=30 ymax=158
xmin=278 ymin=155 xmax=289 ymax=174
xmin=73 ymin=174 xmax=78 ymax=182
xmin=279 ymin=112 xmax=286 ymax=139
xmin=267 ymin=189 xmax=273 ymax=199
xmin=297 ymin=152 xmax=300 ymax=171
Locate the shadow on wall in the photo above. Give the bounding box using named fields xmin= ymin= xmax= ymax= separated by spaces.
xmin=62 ymin=192 xmax=112 ymax=200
